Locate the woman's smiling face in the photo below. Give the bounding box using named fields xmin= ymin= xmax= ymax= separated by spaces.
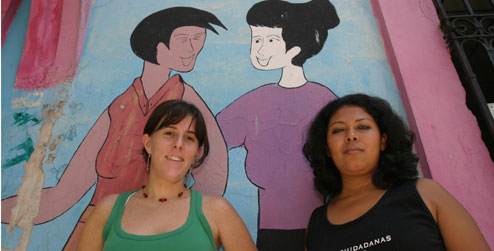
xmin=326 ymin=105 xmax=387 ymax=178
xmin=249 ymin=26 xmax=298 ymax=70
xmin=143 ymin=115 xmax=201 ymax=183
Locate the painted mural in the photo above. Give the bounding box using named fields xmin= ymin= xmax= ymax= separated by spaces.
xmin=216 ymin=1 xmax=340 ymax=249
xmin=1 ymin=0 xmax=406 ymax=250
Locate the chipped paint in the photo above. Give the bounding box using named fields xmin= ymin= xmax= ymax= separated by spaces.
xmin=69 ymin=102 xmax=83 ymax=114
xmin=44 ymin=154 xmax=56 ymax=164
xmin=6 ymin=101 xmax=64 ymax=250
xmin=11 ymin=92 xmax=44 ymax=109
xmin=63 ymin=125 xmax=77 ymax=141
xmin=48 ymin=134 xmax=63 ymax=152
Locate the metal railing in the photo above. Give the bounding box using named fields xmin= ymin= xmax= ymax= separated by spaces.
xmin=433 ymin=0 xmax=494 ymax=160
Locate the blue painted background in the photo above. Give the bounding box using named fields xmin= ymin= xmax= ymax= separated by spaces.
xmin=1 ymin=0 xmax=405 ymax=249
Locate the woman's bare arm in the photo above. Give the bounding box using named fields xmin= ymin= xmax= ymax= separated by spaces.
xmin=77 ymin=194 xmax=118 ymax=251
xmin=203 ymin=196 xmax=257 ymax=251
xmin=417 ymin=178 xmax=490 ymax=251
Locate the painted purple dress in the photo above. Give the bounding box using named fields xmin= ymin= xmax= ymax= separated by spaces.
xmin=217 ymin=82 xmax=338 ymax=230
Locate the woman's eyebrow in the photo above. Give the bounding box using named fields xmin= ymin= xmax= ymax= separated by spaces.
xmin=328 ymin=118 xmax=373 ymax=127
xmin=356 ymin=118 xmax=373 ymax=122
xmin=164 ymin=125 xmax=197 ymax=134
xmin=329 ymin=121 xmax=344 ymax=127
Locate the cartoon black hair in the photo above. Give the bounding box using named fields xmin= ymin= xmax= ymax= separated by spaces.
xmin=131 ymin=7 xmax=227 ymax=64
xmin=247 ymin=0 xmax=339 ymax=66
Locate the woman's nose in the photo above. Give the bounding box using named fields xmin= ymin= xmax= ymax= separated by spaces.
xmin=173 ymin=137 xmax=184 ymax=149
xmin=345 ymin=133 xmax=358 ymax=143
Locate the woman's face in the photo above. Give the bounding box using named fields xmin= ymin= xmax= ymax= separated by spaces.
xmin=249 ymin=26 xmax=299 ymax=70
xmin=143 ymin=115 xmax=201 ymax=183
xmin=326 ymin=105 xmax=387 ymax=178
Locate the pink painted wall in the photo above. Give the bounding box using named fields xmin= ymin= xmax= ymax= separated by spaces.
xmin=1 ymin=0 xmax=23 ymax=46
xmin=371 ymin=0 xmax=494 ymax=247
xmin=13 ymin=0 xmax=91 ymax=90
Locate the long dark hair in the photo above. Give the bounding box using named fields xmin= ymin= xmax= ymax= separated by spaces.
xmin=247 ymin=0 xmax=340 ymax=66
xmin=143 ymin=100 xmax=209 ymax=168
xmin=303 ymin=94 xmax=419 ymax=197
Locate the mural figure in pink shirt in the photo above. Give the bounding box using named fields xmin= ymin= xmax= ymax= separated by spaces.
xmin=2 ymin=7 xmax=228 ymax=250
xmin=216 ymin=0 xmax=339 ymax=250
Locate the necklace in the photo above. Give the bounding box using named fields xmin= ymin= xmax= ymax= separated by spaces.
xmin=141 ymin=184 xmax=187 ymax=202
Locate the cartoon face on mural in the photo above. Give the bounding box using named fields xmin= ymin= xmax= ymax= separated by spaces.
xmin=250 ymin=26 xmax=300 ymax=70
xmin=2 ymin=0 xmax=408 ymax=250
xmin=156 ymin=26 xmax=207 ymax=72
xmin=217 ymin=0 xmax=341 ymax=250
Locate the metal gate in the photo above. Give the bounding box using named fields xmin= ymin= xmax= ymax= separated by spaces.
xmin=433 ymin=0 xmax=494 ymax=160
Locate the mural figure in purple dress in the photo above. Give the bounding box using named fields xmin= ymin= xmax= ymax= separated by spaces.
xmin=216 ymin=0 xmax=339 ymax=250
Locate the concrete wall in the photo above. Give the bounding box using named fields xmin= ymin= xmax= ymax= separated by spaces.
xmin=372 ymin=0 xmax=494 ymax=247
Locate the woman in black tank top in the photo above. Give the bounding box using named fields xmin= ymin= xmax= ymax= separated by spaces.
xmin=303 ymin=94 xmax=489 ymax=251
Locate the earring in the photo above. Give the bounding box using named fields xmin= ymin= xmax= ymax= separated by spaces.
xmin=146 ymin=154 xmax=151 ymax=172
xmin=184 ymin=169 xmax=192 ymax=188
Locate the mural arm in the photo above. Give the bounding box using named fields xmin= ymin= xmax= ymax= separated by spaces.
xmin=215 ymin=95 xmax=249 ymax=150
xmin=183 ymin=85 xmax=227 ymax=196
xmin=1 ymin=109 xmax=110 ymax=224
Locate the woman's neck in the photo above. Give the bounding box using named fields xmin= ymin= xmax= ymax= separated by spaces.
xmin=141 ymin=61 xmax=172 ymax=100
xmin=336 ymin=175 xmax=379 ymax=201
xmin=278 ymin=64 xmax=307 ymax=88
xmin=144 ymin=172 xmax=187 ymax=199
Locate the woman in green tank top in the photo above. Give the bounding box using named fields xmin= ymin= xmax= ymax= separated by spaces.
xmin=78 ymin=100 xmax=256 ymax=250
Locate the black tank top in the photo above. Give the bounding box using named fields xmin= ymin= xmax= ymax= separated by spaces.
xmin=306 ymin=179 xmax=446 ymax=251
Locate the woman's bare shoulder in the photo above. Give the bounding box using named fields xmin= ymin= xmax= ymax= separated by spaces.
xmin=202 ymin=194 xmax=233 ymax=213
xmin=98 ymin=194 xmax=119 ymax=208
xmin=416 ymin=178 xmax=446 ymax=199
xmin=416 ymin=177 xmax=442 ymax=188
xmin=92 ymin=194 xmax=120 ymax=218
xmin=415 ymin=179 xmax=489 ymax=249
xmin=201 ymin=194 xmax=256 ymax=250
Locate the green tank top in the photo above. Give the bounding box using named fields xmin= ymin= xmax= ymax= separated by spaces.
xmin=102 ymin=190 xmax=217 ymax=251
